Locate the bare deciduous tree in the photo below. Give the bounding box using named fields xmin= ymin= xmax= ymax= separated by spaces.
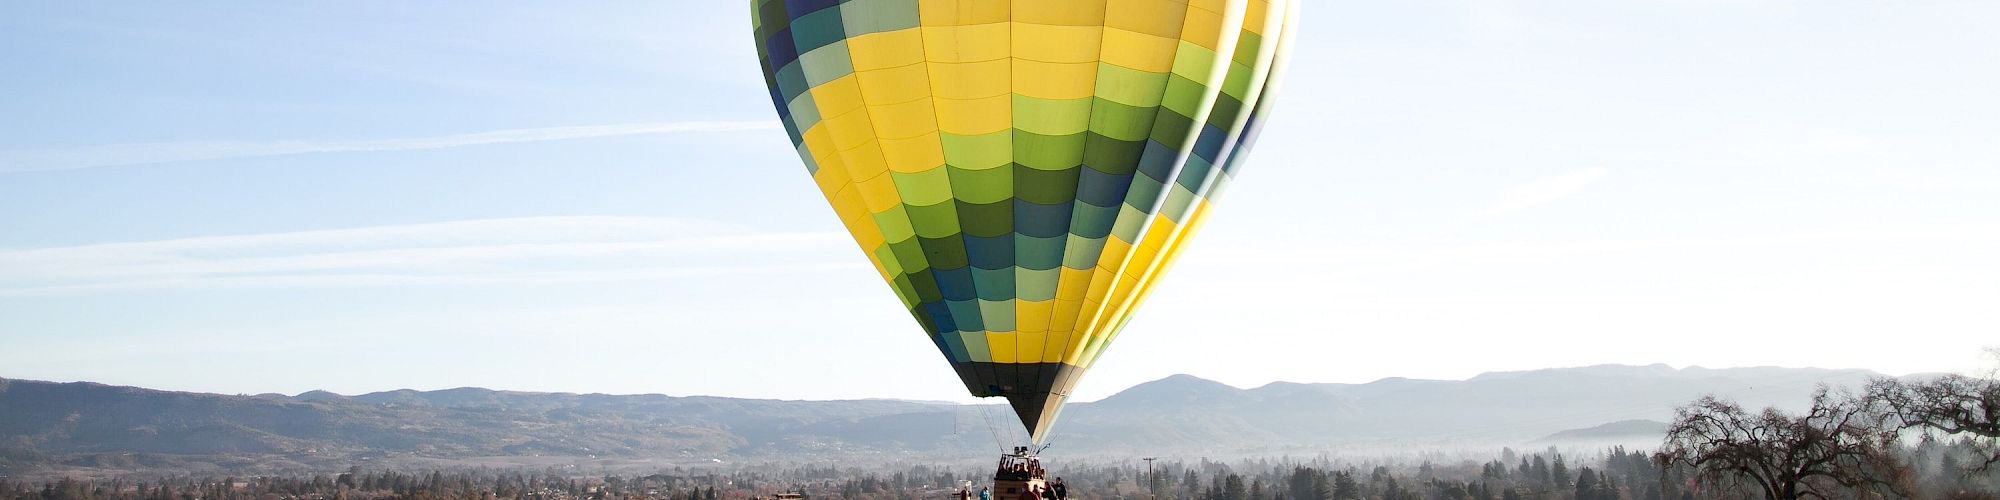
xmin=1657 ymin=388 xmax=1905 ymax=500
xmin=1868 ymin=372 xmax=2000 ymax=470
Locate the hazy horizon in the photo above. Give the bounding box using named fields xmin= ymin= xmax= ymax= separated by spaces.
xmin=0 ymin=362 xmax=1928 ymax=404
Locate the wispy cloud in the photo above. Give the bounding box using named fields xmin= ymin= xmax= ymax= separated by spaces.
xmin=1478 ymin=167 xmax=1610 ymax=218
xmin=0 ymin=216 xmax=859 ymax=296
xmin=0 ymin=121 xmax=780 ymax=174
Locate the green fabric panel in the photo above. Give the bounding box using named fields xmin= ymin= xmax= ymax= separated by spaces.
xmin=939 ymin=326 xmax=970 ymax=360
xmin=960 ymin=330 xmax=991 ymax=361
xmin=920 ymin=235 xmax=970 ymax=269
xmin=888 ymin=237 xmax=930 ymax=273
xmin=1013 ymin=131 xmax=1086 ymax=171
xmin=787 ymin=92 xmax=822 ymax=131
xmin=1093 ymin=63 xmax=1169 ymax=107
xmin=1207 ymin=94 xmax=1243 ymax=128
xmin=1233 ymin=32 xmax=1264 ymax=65
xmin=889 ymin=274 xmax=918 ymax=308
xmin=1087 ymin=98 xmax=1157 ymax=142
xmin=1160 ymin=183 xmax=1198 ymax=223
xmin=798 ymin=42 xmax=855 ymax=87
xmin=977 ymin=298 xmax=1016 ymax=331
xmin=1011 ymin=95 xmax=1092 ymax=136
xmin=1015 ymin=234 xmax=1066 ymax=270
xmin=973 ymin=268 xmax=1016 ymax=301
xmin=776 ymin=61 xmax=809 ymax=101
xmin=873 ymin=244 xmax=904 ymax=276
xmin=793 ymin=143 xmax=818 ymax=174
xmin=1168 ymin=40 xmax=1218 ymax=82
xmin=1159 ymin=74 xmax=1206 ymax=117
xmin=1060 ymin=234 xmax=1106 ymax=269
xmin=906 ymin=270 xmax=944 ymax=303
xmin=949 ymin=165 xmax=1013 ymax=204
xmin=874 ymin=205 xmax=916 ymax=242
xmin=1081 ymin=134 xmax=1144 ymax=175
xmin=1222 ymin=61 xmax=1254 ymax=99
xmin=1147 ymin=105 xmax=1196 ymax=147
xmin=941 ymin=132 xmax=1013 ymax=170
xmin=955 ymin=200 xmax=1013 ymax=237
xmin=1123 ymin=173 xmax=1166 ymax=209
xmin=1014 ymin=165 xmax=1081 ymax=205
xmin=1110 ymin=203 xmax=1149 ymax=242
xmin=750 ymin=0 xmax=774 ymax=31
xmin=790 ymin=6 xmax=848 ymax=53
xmin=905 ymin=201 xmax=962 ymax=238
xmin=1016 ymin=267 xmax=1060 ymax=301
xmin=891 ymin=168 xmax=953 ymax=205
xmin=840 ymin=0 xmax=918 ymax=35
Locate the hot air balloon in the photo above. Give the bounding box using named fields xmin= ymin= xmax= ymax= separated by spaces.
xmin=751 ymin=0 xmax=1298 ymax=444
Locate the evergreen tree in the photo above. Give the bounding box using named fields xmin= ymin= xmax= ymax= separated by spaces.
xmin=1551 ymin=453 xmax=1571 ymax=488
xmin=1332 ymin=470 xmax=1359 ymax=500
xmin=1573 ymin=468 xmax=1599 ymax=500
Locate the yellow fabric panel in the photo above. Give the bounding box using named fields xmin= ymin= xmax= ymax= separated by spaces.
xmin=1076 ymin=266 xmax=1116 ymax=317
xmin=1089 ymin=214 xmax=1181 ymax=336
xmin=828 ymin=186 xmax=886 ymax=252
xmin=918 ymin=0 xmax=1012 ymax=26
xmin=1012 ymin=60 xmax=1098 ymax=99
xmin=1015 ymin=298 xmax=1054 ymax=334
xmin=1124 ymin=215 xmax=1178 ymax=280
xmin=1189 ymin=0 xmax=1228 ymax=13
xmin=838 ymin=140 xmax=890 ymax=179
xmin=865 ymin=98 xmax=939 ymax=139
xmin=1048 ymin=305 xmax=1077 ymax=335
xmin=809 ymin=75 xmax=866 ymax=117
xmin=927 ymin=60 xmax=1010 ymax=99
xmin=1099 ymin=28 xmax=1178 ymax=73
xmin=1089 ymin=271 xmax=1144 ymax=338
xmin=1054 ymin=266 xmax=1094 ymax=301
xmin=1010 ymin=24 xmax=1103 ymax=63
xmin=1178 ymin=2 xmax=1227 ymax=50
xmin=854 ymin=169 xmax=903 ymax=213
xmin=921 ymin=24 xmax=1011 ymax=62
xmin=821 ymin=109 xmax=877 ymax=150
xmin=934 ymin=94 xmax=1012 ymax=135
xmin=1041 ymin=328 xmax=1071 ymax=363
xmin=1093 ymin=235 xmax=1134 ymax=271
xmin=986 ymin=331 xmax=1018 ymax=363
xmin=1105 ymin=0 xmax=1189 ymax=38
xmin=809 ymin=146 xmax=851 ymax=196
xmin=847 ymin=29 xmax=927 ymax=71
xmin=1242 ymin=0 xmax=1270 ymax=36
xmin=856 ymin=63 xmax=934 ymax=105
xmin=1011 ymin=0 xmax=1105 ymax=26
xmin=1063 ymin=294 xmax=1107 ymax=362
xmin=881 ymin=133 xmax=947 ymax=173
xmin=800 ymin=125 xmax=842 ymax=174
xmin=1017 ymin=331 xmax=1050 ymax=363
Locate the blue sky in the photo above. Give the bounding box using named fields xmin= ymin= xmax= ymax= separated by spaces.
xmin=3 ymin=1 xmax=1996 ymax=402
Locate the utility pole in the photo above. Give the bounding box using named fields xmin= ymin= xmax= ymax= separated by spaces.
xmin=1142 ymin=457 xmax=1158 ymax=497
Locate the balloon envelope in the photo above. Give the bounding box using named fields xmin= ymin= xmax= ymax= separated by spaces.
xmin=751 ymin=0 xmax=1297 ymax=442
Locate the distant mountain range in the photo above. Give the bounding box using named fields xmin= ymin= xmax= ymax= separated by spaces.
xmin=0 ymin=365 xmax=1888 ymax=477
